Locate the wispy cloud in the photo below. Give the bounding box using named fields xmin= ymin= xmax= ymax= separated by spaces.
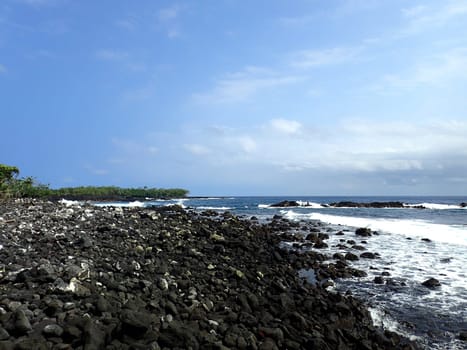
xmin=291 ymin=46 xmax=362 ymax=69
xmin=378 ymin=47 xmax=467 ymax=90
xmin=183 ymin=143 xmax=211 ymax=156
xmin=84 ymin=165 xmax=109 ymax=176
xmin=115 ymin=17 xmax=138 ymax=31
xmin=157 ymin=4 xmax=184 ymax=38
xmin=158 ymin=5 xmax=182 ymax=21
xmin=193 ymin=66 xmax=301 ymax=104
xmin=15 ymin=0 xmax=61 ymax=6
xmin=96 ymin=49 xmax=129 ymax=61
xmin=236 ymin=136 xmax=257 ymax=154
xmin=279 ymin=15 xmax=316 ymax=27
xmin=402 ymin=1 xmax=467 ymax=34
xmin=0 ymin=64 xmax=6 ymax=74
xmin=270 ymin=118 xmax=302 ymax=135
xmin=95 ymin=49 xmax=147 ymax=74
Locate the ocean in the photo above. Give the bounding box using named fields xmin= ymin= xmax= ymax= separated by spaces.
xmin=93 ymin=196 xmax=467 ymax=349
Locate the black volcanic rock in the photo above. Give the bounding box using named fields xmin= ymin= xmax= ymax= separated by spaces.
xmin=355 ymin=227 xmax=372 ymax=237
xmin=422 ymin=278 xmax=441 ymax=288
xmin=329 ymin=201 xmax=406 ymax=208
xmin=0 ymin=199 xmax=420 ymax=350
xmin=269 ymin=200 xmax=300 ymax=207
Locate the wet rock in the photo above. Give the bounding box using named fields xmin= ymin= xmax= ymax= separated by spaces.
xmin=459 ymin=331 xmax=467 ymax=341
xmin=355 ymin=228 xmax=372 ymax=237
xmin=345 ymin=252 xmax=359 ymax=261
xmin=374 ymin=276 xmax=384 ymax=284
xmin=422 ymin=278 xmax=441 ymax=288
xmin=314 ymin=241 xmax=328 ymax=249
xmin=360 ymin=252 xmax=377 ymax=259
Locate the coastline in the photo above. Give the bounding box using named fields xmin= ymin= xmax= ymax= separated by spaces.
xmin=0 ymin=199 xmax=419 ymax=349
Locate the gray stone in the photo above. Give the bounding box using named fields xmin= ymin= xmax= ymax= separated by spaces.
xmin=14 ymin=310 xmax=32 ymax=335
xmin=0 ymin=327 xmax=9 ymax=341
xmin=43 ymin=324 xmax=64 ymax=337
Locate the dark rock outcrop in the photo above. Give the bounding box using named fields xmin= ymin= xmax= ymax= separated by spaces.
xmin=269 ymin=200 xmax=300 ymax=207
xmin=329 ymin=201 xmax=407 ymax=208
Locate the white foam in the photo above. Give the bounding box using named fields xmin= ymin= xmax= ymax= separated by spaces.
xmin=59 ymin=199 xmax=81 ymax=206
xmin=282 ymin=211 xmax=467 ymax=246
xmin=197 ymin=206 xmax=232 ymax=210
xmin=369 ymin=307 xmax=421 ymax=341
xmin=296 ymin=200 xmax=324 ymax=208
xmin=405 ymin=202 xmax=466 ymax=210
xmin=94 ymin=201 xmax=145 ymax=208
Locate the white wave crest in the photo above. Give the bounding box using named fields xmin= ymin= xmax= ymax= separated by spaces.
xmin=282 ymin=211 xmax=467 ymax=246
xmin=197 ymin=206 xmax=232 ymax=210
xmin=94 ymin=201 xmax=145 ymax=208
xmin=405 ymin=202 xmax=466 ymax=210
xmin=59 ymin=199 xmax=82 ymax=206
xmin=258 ymin=204 xmax=270 ymax=208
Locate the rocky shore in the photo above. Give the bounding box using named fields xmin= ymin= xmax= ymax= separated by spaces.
xmin=0 ymin=200 xmax=419 ymax=349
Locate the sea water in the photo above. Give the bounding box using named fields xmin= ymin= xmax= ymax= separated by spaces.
xmin=97 ymin=196 xmax=467 ymax=349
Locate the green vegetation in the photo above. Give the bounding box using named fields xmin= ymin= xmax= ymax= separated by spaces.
xmin=49 ymin=186 xmax=189 ymax=201
xmin=0 ymin=163 xmax=188 ymax=200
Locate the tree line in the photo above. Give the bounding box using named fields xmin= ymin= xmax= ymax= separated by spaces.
xmin=0 ymin=164 xmax=188 ymax=200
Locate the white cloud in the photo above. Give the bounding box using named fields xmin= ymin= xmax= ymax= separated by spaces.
xmin=147 ymin=146 xmax=159 ymax=155
xmin=96 ymin=49 xmax=129 ymax=61
xmin=270 ymin=119 xmax=302 ymax=135
xmin=157 ymin=5 xmax=184 ymax=38
xmin=158 ymin=5 xmax=182 ymax=21
xmin=291 ymin=47 xmax=361 ymax=69
xmin=184 ymin=144 xmax=211 ymax=156
xmin=237 ymin=137 xmax=257 ymax=153
xmin=279 ymin=15 xmax=316 ymax=27
xmin=402 ymin=2 xmax=467 ymax=34
xmin=379 ymin=47 xmax=467 ymax=90
xmin=178 ymin=118 xmax=467 ymax=178
xmin=84 ymin=165 xmax=108 ymax=176
xmin=116 ymin=17 xmax=138 ymax=31
xmin=0 ymin=64 xmax=6 ymax=74
xmin=193 ymin=66 xmax=301 ymax=104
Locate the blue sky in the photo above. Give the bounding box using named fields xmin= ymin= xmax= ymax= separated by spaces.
xmin=1 ymin=0 xmax=467 ymax=196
